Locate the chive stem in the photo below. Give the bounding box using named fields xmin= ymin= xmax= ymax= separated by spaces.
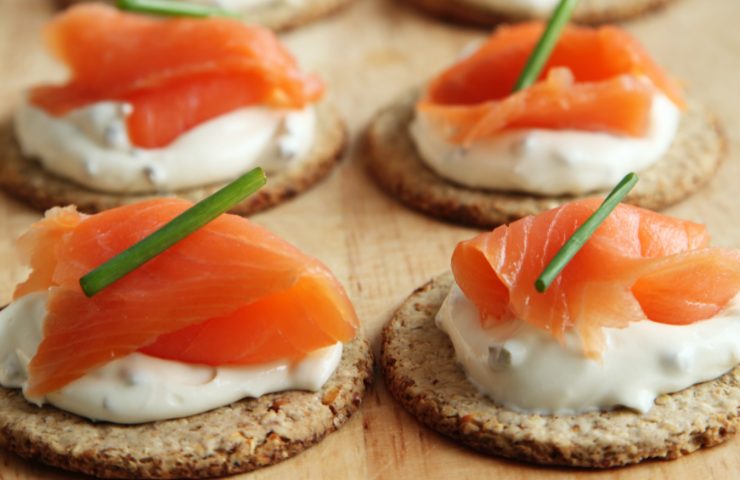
xmin=534 ymin=173 xmax=639 ymax=293
xmin=116 ymin=0 xmax=241 ymax=18
xmin=512 ymin=0 xmax=580 ymax=92
xmin=79 ymin=167 xmax=266 ymax=297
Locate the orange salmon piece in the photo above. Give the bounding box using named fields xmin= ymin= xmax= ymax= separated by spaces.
xmin=419 ymin=22 xmax=684 ymax=145
xmin=451 ymin=199 xmax=740 ymax=358
xmin=29 ymin=4 xmax=323 ymax=148
xmin=20 ymin=199 xmax=357 ymax=396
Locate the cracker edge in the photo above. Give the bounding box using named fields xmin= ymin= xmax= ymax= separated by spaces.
xmin=0 ymin=101 xmax=347 ymax=216
xmin=364 ymin=90 xmax=726 ymax=229
xmin=398 ymin=0 xmax=676 ymax=28
xmin=0 ymin=335 xmax=373 ymax=479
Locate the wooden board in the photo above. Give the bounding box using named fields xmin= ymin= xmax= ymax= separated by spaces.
xmin=1 ymin=0 xmax=739 ymax=478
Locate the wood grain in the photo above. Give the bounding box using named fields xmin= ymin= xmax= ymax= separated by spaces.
xmin=0 ymin=0 xmax=738 ymax=478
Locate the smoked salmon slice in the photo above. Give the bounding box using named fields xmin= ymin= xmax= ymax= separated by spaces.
xmin=16 ymin=199 xmax=357 ymax=396
xmin=29 ymin=4 xmax=323 ymax=148
xmin=451 ymin=198 xmax=740 ymax=358
xmin=419 ymin=22 xmax=685 ymax=145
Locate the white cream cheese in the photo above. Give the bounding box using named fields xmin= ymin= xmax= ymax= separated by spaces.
xmin=410 ymin=92 xmax=680 ymax=196
xmin=436 ymin=283 xmax=740 ymax=415
xmin=0 ymin=292 xmax=342 ymax=424
xmin=14 ymin=99 xmax=315 ymax=194
xmin=187 ymin=0 xmax=302 ymax=11
xmin=475 ymin=0 xmax=559 ymax=16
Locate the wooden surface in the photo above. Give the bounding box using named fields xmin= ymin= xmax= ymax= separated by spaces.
xmin=0 ymin=0 xmax=739 ymax=478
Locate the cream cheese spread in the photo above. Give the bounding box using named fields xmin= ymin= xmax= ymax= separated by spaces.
xmin=0 ymin=292 xmax=342 ymax=424
xmin=436 ymin=283 xmax=740 ymax=415
xmin=476 ymin=0 xmax=559 ymax=17
xmin=410 ymin=92 xmax=680 ymax=196
xmin=14 ymin=99 xmax=316 ymax=194
xmin=187 ymin=0 xmax=301 ymax=11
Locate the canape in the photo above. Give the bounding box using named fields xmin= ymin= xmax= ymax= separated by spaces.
xmin=381 ymin=197 xmax=739 ymax=467
xmin=1 ymin=4 xmax=346 ymax=215
xmin=366 ymin=22 xmax=724 ymax=228
xmin=0 ymin=192 xmax=372 ymax=478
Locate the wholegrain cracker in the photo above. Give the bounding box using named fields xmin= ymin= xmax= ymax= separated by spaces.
xmin=381 ymin=273 xmax=739 ymax=468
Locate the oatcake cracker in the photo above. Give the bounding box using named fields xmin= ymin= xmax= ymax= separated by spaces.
xmin=0 ymin=335 xmax=372 ymax=479
xmin=365 ymin=91 xmax=725 ymax=229
xmin=55 ymin=0 xmax=354 ymax=32
xmin=381 ymin=273 xmax=740 ymax=468
xmin=233 ymin=0 xmax=354 ymax=32
xmin=0 ymin=102 xmax=346 ymax=215
xmin=400 ymin=0 xmax=676 ymax=28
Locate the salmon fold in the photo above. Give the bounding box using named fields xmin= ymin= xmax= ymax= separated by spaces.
xmin=419 ymin=22 xmax=684 ymax=145
xmin=14 ymin=199 xmax=358 ymax=396
xmin=451 ymin=199 xmax=740 ymax=358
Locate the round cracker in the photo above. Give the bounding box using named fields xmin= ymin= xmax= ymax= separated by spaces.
xmin=399 ymin=0 xmax=676 ymax=27
xmin=381 ymin=273 xmax=740 ymax=468
xmin=0 ymin=335 xmax=372 ymax=479
xmin=0 ymin=102 xmax=346 ymax=215
xmin=365 ymin=90 xmax=725 ymax=229
xmin=54 ymin=0 xmax=354 ymax=32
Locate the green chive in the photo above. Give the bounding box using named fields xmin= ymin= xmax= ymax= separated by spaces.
xmin=534 ymin=172 xmax=639 ymax=293
xmin=79 ymin=167 xmax=267 ymax=297
xmin=512 ymin=0 xmax=580 ymax=92
xmin=116 ymin=0 xmax=241 ymax=18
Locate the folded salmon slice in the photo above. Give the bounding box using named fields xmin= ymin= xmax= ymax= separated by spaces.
xmin=16 ymin=199 xmax=357 ymax=396
xmin=451 ymin=199 xmax=740 ymax=358
xmin=30 ymin=4 xmax=323 ymax=148
xmin=419 ymin=22 xmax=684 ymax=145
